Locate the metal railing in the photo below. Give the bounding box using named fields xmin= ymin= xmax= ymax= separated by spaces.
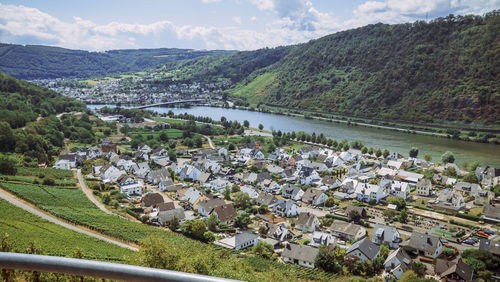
xmin=0 ymin=252 xmax=239 ymax=281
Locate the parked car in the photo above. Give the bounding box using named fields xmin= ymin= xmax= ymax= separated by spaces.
xmin=483 ymin=230 xmax=495 ymax=235
xmin=441 ymin=238 xmax=449 ymax=244
xmin=477 ymin=231 xmax=489 ymax=237
xmin=463 ymin=240 xmax=475 ymax=245
xmin=470 ymin=237 xmax=479 ymax=243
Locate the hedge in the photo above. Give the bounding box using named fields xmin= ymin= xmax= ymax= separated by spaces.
xmin=325 ymin=214 xmax=349 ymax=221
xmin=455 ymin=213 xmax=480 ymax=221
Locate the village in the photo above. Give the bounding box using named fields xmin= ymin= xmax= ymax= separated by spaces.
xmin=52 ymin=111 xmax=500 ymax=281
xmin=31 ymin=73 xmax=228 ymax=105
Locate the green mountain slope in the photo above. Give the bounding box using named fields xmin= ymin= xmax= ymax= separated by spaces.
xmin=0 ymin=44 xmax=234 ymax=79
xmin=256 ymin=12 xmax=500 ymax=123
xmin=166 ymin=11 xmax=500 ymax=124
xmin=0 ymin=72 xmax=90 ymax=163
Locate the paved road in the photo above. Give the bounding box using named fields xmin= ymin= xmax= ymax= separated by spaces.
xmin=0 ymin=188 xmax=138 ymax=251
xmin=77 ymin=169 xmax=112 ymax=215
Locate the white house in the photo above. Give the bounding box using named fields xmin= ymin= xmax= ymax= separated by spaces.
xmin=240 ymin=185 xmax=259 ymax=199
xmin=354 ymin=182 xmax=385 ymax=203
xmin=53 ymin=159 xmax=74 ymax=170
xmin=177 ymin=165 xmax=202 ymax=181
xmin=311 ymin=231 xmax=335 ymax=247
xmin=207 ymin=178 xmax=232 ymax=193
xmin=282 ymin=184 xmax=304 ymax=201
xmin=371 ymin=224 xmax=402 ymax=249
xmin=118 ymin=176 xmax=143 ymax=197
xmin=346 ymin=238 xmax=380 ymax=262
xmin=408 ymin=232 xmax=442 ymax=258
xmin=384 ymin=248 xmax=412 ymax=280
xmin=100 ymin=164 xmax=126 ymax=183
xmin=416 ymin=178 xmax=432 ymax=196
xmin=301 ymin=188 xmax=328 ymax=206
xmin=183 ymin=187 xmax=202 ymax=205
xmin=273 ymin=200 xmax=300 ymax=218
xmin=214 ymin=232 xmax=259 ymax=250
xmin=296 ymin=212 xmax=320 ymax=233
xmin=429 ymin=190 xmax=465 ymax=211
xmin=382 ymin=180 xmax=410 ymax=200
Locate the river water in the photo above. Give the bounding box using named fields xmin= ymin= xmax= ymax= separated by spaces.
xmin=87 ymin=104 xmax=500 ymax=167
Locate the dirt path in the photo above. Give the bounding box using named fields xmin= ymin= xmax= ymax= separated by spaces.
xmin=76 ymin=169 xmax=139 ymax=222
xmin=0 ymin=187 xmax=138 ymax=251
xmin=204 ymin=135 xmax=215 ymax=149
xmin=76 ymin=169 xmax=112 ymax=215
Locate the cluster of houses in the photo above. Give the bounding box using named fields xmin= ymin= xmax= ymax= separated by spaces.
xmin=52 ymin=136 xmax=500 ymax=280
xmin=34 ymin=74 xmax=225 ymax=105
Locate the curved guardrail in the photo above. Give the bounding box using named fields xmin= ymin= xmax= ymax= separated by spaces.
xmin=0 ymin=252 xmax=239 ymax=281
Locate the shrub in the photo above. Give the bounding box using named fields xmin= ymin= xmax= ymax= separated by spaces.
xmin=42 ymin=178 xmax=55 ymax=185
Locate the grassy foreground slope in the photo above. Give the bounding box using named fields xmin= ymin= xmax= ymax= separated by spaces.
xmin=0 ymin=199 xmax=134 ymax=262
xmin=0 ymin=170 xmax=335 ymax=281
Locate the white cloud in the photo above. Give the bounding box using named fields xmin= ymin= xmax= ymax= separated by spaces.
xmin=232 ymin=16 xmax=242 ymax=24
xmin=349 ymin=0 xmax=500 ymax=27
xmin=201 ymin=0 xmax=222 ymax=3
xmin=0 ymin=1 xmax=498 ymax=51
xmin=250 ymin=0 xmax=275 ymax=11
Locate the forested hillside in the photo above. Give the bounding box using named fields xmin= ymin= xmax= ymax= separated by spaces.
xmin=164 ymin=11 xmax=500 ymax=124
xmin=0 ymin=44 xmax=234 ymax=79
xmin=0 ymin=73 xmax=93 ymax=164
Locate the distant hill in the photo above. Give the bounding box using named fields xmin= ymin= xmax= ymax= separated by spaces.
xmin=0 ymin=44 xmax=234 ymax=79
xmin=163 ymin=11 xmax=500 ymax=124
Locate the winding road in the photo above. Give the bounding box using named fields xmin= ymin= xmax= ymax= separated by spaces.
xmin=0 ymin=187 xmax=138 ymax=251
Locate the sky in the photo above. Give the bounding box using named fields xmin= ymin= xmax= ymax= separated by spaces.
xmin=0 ymin=0 xmax=499 ymax=51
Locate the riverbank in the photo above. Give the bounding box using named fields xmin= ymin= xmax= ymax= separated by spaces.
xmin=87 ymin=104 xmax=500 ymax=166
xmin=224 ymin=103 xmax=500 ymax=145
xmin=88 ymin=102 xmax=500 ymax=143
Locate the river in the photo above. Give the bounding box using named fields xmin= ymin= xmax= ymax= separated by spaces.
xmin=87 ymin=104 xmax=500 ymax=167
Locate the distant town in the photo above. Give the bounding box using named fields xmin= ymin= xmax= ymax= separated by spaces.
xmin=31 ymin=73 xmax=228 ymax=106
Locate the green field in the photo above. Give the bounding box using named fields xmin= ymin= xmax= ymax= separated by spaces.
xmin=0 ymin=199 xmax=134 ymax=262
xmin=0 ymin=181 xmax=179 ymax=244
xmin=129 ymin=128 xmax=184 ymax=139
xmin=17 ymin=167 xmax=74 ymax=178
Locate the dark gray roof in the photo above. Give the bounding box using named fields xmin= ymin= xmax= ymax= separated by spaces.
xmin=347 ymin=237 xmax=379 ymax=260
xmin=479 ymin=238 xmax=500 ymax=256
xmin=384 ymin=248 xmax=411 ymax=271
xmin=483 ymin=204 xmax=500 ymax=220
xmin=256 ymin=191 xmax=278 ymax=206
xmin=198 ymin=198 xmax=226 ymax=213
xmin=408 ymin=232 xmax=441 ymax=254
xmin=235 ymin=232 xmax=258 ymax=246
xmin=328 ymin=220 xmax=365 ymax=237
xmin=436 ymin=259 xmax=473 ymax=281
xmin=158 ymin=208 xmax=185 ymax=223
xmin=297 ymin=212 xmax=317 ymax=229
xmin=282 ymin=244 xmax=319 ymax=264
xmin=142 ymin=193 xmax=164 ymax=207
